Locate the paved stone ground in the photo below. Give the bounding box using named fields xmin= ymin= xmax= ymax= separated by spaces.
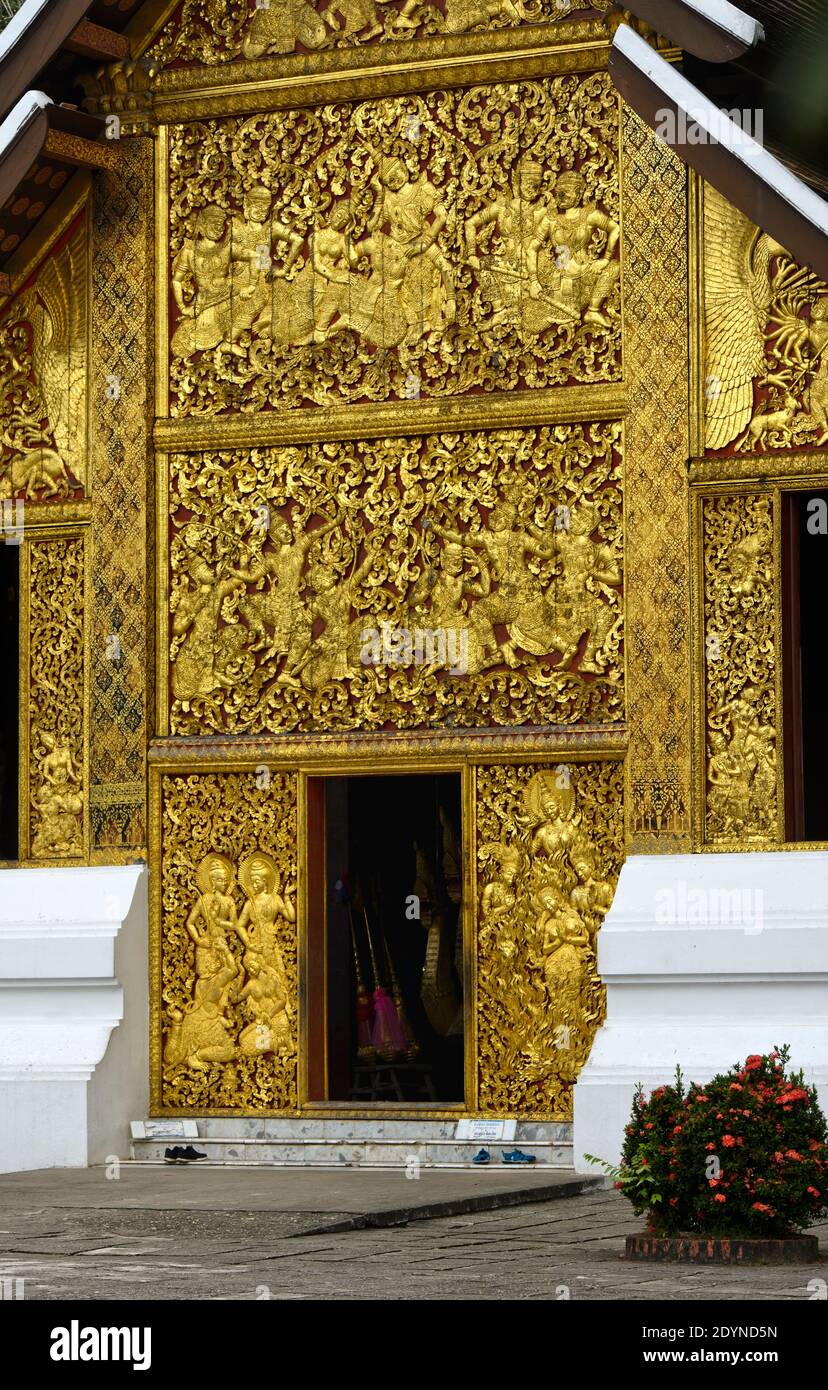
xmin=0 ymin=1167 xmax=825 ymax=1300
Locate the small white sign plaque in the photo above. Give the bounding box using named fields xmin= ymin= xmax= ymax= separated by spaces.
xmin=455 ymin=1119 xmax=517 ymax=1142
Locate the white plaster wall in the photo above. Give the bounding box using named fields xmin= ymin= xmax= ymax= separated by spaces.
xmin=573 ymin=852 xmax=828 ymax=1170
xmin=0 ymin=864 xmax=146 ymax=1172
xmin=87 ymin=866 xmax=148 ymax=1165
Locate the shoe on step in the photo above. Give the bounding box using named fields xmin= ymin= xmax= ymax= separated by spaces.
xmin=179 ymin=1145 xmax=207 ymax=1161
xmin=164 ymin=1146 xmax=184 ymax=1164
xmin=472 ymin=1148 xmax=491 ymax=1165
xmin=501 ymin=1148 xmax=536 ymax=1164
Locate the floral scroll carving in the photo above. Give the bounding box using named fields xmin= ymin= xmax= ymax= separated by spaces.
xmin=702 ymin=494 xmax=776 ymax=844
xmin=476 ymin=760 xmax=623 ymax=1117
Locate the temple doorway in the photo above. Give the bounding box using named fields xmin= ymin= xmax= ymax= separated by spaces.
xmin=306 ymin=772 xmax=465 ymax=1105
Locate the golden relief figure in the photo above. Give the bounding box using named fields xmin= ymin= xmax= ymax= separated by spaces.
xmin=167 ymin=77 xmax=620 ymax=415
xmin=702 ymin=495 xmax=776 ymax=844
xmin=151 ymin=1 xmax=616 ymax=66
xmin=476 ymin=762 xmax=623 ymax=1117
xmin=167 ymin=422 xmax=623 ymax=735
xmin=0 ymin=220 xmax=87 ymax=500
xmin=158 ymin=772 xmax=297 ymax=1112
xmin=27 ymin=538 xmax=85 ymax=859
xmin=704 ymin=186 xmax=828 ymax=455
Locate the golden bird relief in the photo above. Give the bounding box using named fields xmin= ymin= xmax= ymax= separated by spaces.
xmin=703 ymin=187 xmax=789 ymax=452
xmin=0 ymin=225 xmax=87 ymax=499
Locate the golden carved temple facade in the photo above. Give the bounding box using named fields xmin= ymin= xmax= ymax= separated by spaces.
xmin=1 ymin=0 xmax=825 ymax=1163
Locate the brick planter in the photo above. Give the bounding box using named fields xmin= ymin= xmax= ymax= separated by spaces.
xmin=625 ymin=1233 xmax=819 ymax=1265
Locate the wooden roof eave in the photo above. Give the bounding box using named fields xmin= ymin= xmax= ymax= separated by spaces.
xmin=609 ymin=23 xmax=828 ymax=284
xmin=616 ymin=0 xmax=764 ymax=63
xmin=0 ymin=92 xmax=118 ymax=215
xmin=0 ymin=0 xmax=129 ymax=123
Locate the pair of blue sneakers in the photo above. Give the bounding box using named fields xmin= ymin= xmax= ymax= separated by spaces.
xmin=472 ymin=1148 xmax=536 ymax=1165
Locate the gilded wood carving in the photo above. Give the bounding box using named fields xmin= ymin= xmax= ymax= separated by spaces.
xmin=0 ymin=219 xmax=87 ymax=502
xmin=702 ymin=494 xmax=776 ymax=845
xmin=157 ymin=770 xmax=298 ymax=1111
xmin=151 ymin=0 xmax=618 ymax=66
xmin=89 ymin=141 xmax=153 ymax=854
xmin=26 ymin=537 xmax=85 ymax=859
xmin=168 ymin=422 xmax=623 ymax=735
xmin=704 ymin=186 xmax=828 ymax=457
xmin=166 ymin=76 xmax=620 ymax=416
xmin=621 ymin=110 xmax=691 ymax=849
xmin=476 ymin=759 xmax=623 ymax=1117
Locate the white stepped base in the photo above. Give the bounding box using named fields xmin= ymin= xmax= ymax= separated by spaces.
xmin=130 ymin=1119 xmax=573 ymax=1168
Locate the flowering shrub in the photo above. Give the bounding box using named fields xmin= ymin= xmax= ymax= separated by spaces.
xmin=587 ymin=1047 xmax=828 ymax=1238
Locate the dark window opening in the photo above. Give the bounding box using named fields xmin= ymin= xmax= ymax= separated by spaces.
xmin=783 ymin=490 xmax=828 ymax=841
xmin=0 ymin=541 xmax=19 ymax=860
xmin=307 ymin=773 xmax=464 ymax=1104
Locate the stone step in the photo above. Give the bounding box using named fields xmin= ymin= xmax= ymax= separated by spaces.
xmin=129 ymin=1137 xmax=574 ymax=1168
xmin=133 ymin=1118 xmax=573 ymax=1143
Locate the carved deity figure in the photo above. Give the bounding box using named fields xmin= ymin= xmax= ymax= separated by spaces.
xmin=531 ymin=888 xmax=590 ymax=1008
xmin=237 ymin=852 xmax=295 ymax=994
xmin=163 ymin=946 xmax=239 ymax=1074
xmin=569 ymin=845 xmax=614 ymax=942
xmin=351 ymin=155 xmax=455 ymax=347
xmin=480 ymin=843 xmax=523 ymax=939
xmin=409 ymin=538 xmax=489 ymax=674
xmin=186 ymin=853 xmax=240 ymax=981
xmin=312 ymin=201 xmax=359 ymax=342
xmin=227 ymin=187 xmax=304 ymax=347
xmin=708 ymin=683 xmax=775 ymax=836
xmin=436 ymin=501 xmax=553 ymax=667
xmin=529 ymin=170 xmax=620 ymax=330
xmin=31 ymin=732 xmax=82 ymax=857
xmin=170 ymin=206 xmax=233 ymax=357
xmin=289 ymin=536 xmax=382 ymax=692
xmin=171 ymin=541 xmax=243 ymax=704
xmin=466 ymin=158 xmax=550 ymax=331
xmin=512 ymin=504 xmax=621 ymax=669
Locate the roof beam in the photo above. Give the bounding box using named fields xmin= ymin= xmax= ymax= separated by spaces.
xmin=623 ymin=0 xmax=764 ymax=62
xmin=610 ymin=23 xmax=828 ymax=283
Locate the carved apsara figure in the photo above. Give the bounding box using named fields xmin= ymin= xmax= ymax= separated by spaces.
xmin=186 ymin=853 xmax=240 ymax=980
xmin=170 ymin=541 xmax=243 ymax=703
xmin=31 ymin=732 xmax=83 ymax=857
xmin=237 ymin=852 xmax=294 ymax=996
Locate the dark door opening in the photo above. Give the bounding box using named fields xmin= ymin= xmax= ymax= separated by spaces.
xmin=307 ymin=773 xmax=464 ymax=1104
xmin=783 ymin=490 xmax=828 ymax=840
xmin=0 ymin=541 xmax=18 ymax=860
